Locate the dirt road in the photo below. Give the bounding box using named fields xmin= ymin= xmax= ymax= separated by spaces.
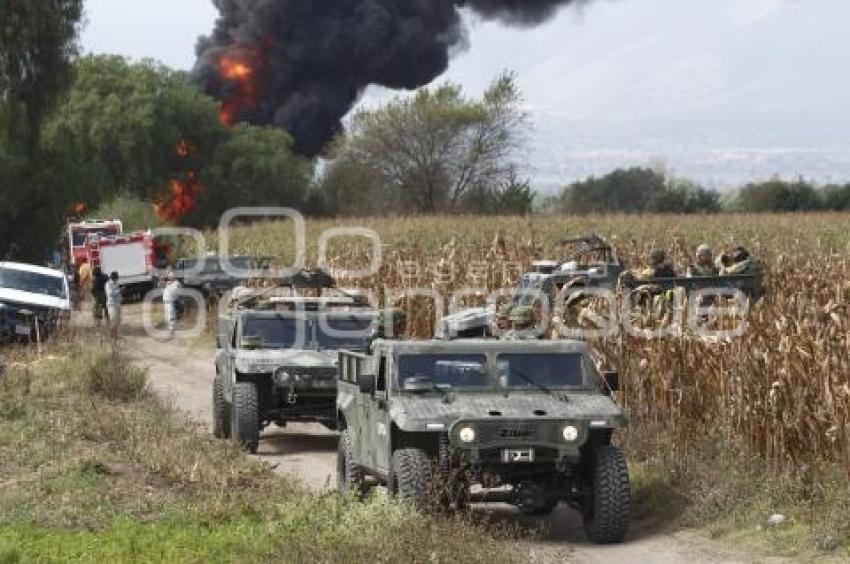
xmin=121 ymin=310 xmax=767 ymax=564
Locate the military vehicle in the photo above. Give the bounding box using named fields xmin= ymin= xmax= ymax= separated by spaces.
xmin=435 ymin=235 xmax=625 ymax=340
xmin=337 ymin=338 xmax=631 ymax=544
xmin=514 ymin=234 xmax=625 ymax=308
xmin=214 ymin=270 xmax=376 ymax=452
xmin=619 ymin=271 xmax=765 ymax=302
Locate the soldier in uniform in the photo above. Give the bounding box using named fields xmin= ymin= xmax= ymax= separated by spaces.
xmin=644 ymin=249 xmax=677 ymax=279
xmin=688 ymin=245 xmax=719 ymax=277
xmin=723 ymin=246 xmax=761 ymax=276
xmin=494 ymin=303 xmax=513 ymax=333
xmin=368 ymin=308 xmax=407 ymax=350
xmin=503 ymin=306 xmax=539 ymax=340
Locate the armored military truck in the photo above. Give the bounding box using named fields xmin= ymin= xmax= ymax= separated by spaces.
xmin=337 ymin=338 xmax=631 ymax=544
xmin=214 ymin=271 xmax=376 ymax=453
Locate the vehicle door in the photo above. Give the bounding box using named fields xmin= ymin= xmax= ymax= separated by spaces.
xmin=222 ymin=317 xmax=240 ymax=400
xmin=360 ymin=352 xmax=391 ymax=474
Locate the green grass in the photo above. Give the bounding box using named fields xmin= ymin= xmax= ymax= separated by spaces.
xmin=0 ymin=343 xmax=516 ymax=563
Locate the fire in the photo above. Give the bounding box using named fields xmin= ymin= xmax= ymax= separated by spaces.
xmin=219 ymin=57 xmax=253 ymax=80
xmin=155 ymin=174 xmax=199 ymax=224
xmin=154 ymin=139 xmax=200 ymax=223
xmin=216 ymin=52 xmax=260 ymax=126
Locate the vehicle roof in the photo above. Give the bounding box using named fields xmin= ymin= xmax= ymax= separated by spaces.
xmin=375 ymin=339 xmax=588 ymax=355
xmin=0 ymin=262 xmax=66 ymax=279
xmin=237 ymin=308 xmax=376 ymax=319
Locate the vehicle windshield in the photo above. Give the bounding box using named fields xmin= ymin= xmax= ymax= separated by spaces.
xmin=71 ymin=227 xmax=119 ymax=246
xmin=315 ymin=316 xmax=373 ymax=350
xmin=241 ymin=316 xmax=309 ymax=349
xmin=398 ymin=354 xmax=489 ymax=390
xmin=0 ymin=267 xmax=66 ymax=299
xmin=497 ymin=353 xmax=585 ymax=389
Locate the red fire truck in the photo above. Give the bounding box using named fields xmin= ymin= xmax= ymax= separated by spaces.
xmin=86 ymin=231 xmax=158 ymax=299
xmin=67 ymin=219 xmax=123 ymax=267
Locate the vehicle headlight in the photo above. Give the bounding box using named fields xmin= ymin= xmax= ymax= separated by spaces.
xmin=562 ymin=425 xmax=579 ymax=442
xmin=458 ymin=426 xmax=476 ymax=443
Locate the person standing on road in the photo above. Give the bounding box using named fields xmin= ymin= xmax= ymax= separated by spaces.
xmin=105 ymin=272 xmax=122 ymax=338
xmin=162 ymin=272 xmax=182 ymax=338
xmin=91 ymin=267 xmax=110 ymax=327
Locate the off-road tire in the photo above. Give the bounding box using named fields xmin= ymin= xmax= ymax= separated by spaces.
xmin=337 ymin=429 xmax=365 ymax=498
xmin=389 ymin=448 xmax=432 ymax=510
xmin=212 ymin=375 xmax=231 ymax=439
xmin=230 ymin=381 xmax=260 ymax=453
xmin=583 ymin=445 xmax=631 ymax=544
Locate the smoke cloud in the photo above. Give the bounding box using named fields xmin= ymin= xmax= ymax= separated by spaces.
xmin=194 ymin=0 xmax=587 ymax=156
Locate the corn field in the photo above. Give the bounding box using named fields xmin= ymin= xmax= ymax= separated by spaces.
xmin=206 ymin=213 xmax=850 ymax=472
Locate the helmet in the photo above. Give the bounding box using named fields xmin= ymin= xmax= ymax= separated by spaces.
xmin=732 ymin=246 xmax=750 ymax=263
xmin=696 ymin=244 xmax=712 ymax=258
xmin=649 ymin=249 xmax=666 ymax=266
xmin=509 ymin=306 xmax=534 ymax=326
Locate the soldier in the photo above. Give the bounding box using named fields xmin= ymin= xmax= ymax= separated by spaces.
xmin=644 ymin=249 xmax=677 ymax=279
xmin=368 ymin=308 xmax=407 ymax=349
xmin=495 ymin=303 xmax=513 ymax=333
xmin=688 ymin=245 xmax=719 ymax=277
xmin=723 ymin=246 xmax=761 ymax=276
xmin=503 ymin=306 xmax=538 ymax=340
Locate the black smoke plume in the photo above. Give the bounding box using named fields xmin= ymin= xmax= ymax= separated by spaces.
xmin=194 ymin=0 xmax=586 ymax=156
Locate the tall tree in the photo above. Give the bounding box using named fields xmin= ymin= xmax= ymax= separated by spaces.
xmin=44 ymin=55 xmax=229 ymax=207
xmin=192 ymin=125 xmax=312 ymax=226
xmin=0 ymin=0 xmax=83 ymax=146
xmin=331 ymin=72 xmax=528 ymax=213
xmin=0 ymin=0 xmax=84 ymax=260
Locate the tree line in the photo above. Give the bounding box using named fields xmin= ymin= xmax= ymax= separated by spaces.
xmin=548 ymin=169 xmax=850 ymax=214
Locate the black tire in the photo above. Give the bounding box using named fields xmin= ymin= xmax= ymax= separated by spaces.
xmin=338 ymin=429 xmax=365 ymax=497
xmin=212 ymin=375 xmax=231 ymax=439
xmin=389 ymin=448 xmax=432 ymax=510
xmin=583 ymin=445 xmax=631 ymax=544
xmin=230 ymin=381 xmax=260 ymax=453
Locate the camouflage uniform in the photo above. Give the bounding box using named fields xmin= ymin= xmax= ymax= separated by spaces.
xmin=503 ymin=306 xmax=538 ymax=340
xmin=688 ymin=245 xmax=719 ymax=277
xmin=368 ymin=308 xmax=407 ymax=349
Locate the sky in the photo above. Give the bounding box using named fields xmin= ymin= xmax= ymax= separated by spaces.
xmin=81 ymin=0 xmax=850 ymax=190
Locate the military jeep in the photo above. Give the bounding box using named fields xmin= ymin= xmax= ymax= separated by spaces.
xmin=337 ymin=339 xmax=631 ymax=544
xmin=214 ymin=294 xmax=375 ymax=453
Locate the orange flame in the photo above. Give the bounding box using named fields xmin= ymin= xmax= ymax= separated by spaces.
xmin=155 ymin=175 xmax=199 ymax=224
xmin=154 ymin=139 xmax=200 ymax=224
xmin=216 ymin=53 xmax=259 ymax=127
xmin=220 ymin=57 xmax=253 ymax=81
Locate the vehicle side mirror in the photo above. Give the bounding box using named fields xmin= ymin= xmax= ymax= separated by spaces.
xmin=603 ymin=371 xmax=620 ymax=393
xmin=358 ymin=373 xmax=376 ymax=395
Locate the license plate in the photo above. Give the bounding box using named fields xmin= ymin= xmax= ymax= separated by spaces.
xmin=502 ymin=448 xmax=535 ymax=463
xmin=15 ymin=324 xmax=31 ymax=336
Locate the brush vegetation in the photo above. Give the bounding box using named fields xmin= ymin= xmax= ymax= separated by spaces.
xmin=0 ymin=342 xmax=518 ymax=563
